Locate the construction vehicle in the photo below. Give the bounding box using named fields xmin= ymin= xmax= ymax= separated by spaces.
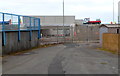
xmin=83 ymin=18 xmax=101 ymax=24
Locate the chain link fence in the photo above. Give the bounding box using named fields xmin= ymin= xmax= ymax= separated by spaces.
xmin=40 ymin=26 xmax=73 ymax=45
xmin=74 ymin=24 xmax=100 ymax=43
xmin=40 ymin=24 xmax=100 ymax=44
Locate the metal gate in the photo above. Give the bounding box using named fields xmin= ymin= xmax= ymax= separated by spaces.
xmin=73 ymin=24 xmax=100 ymax=43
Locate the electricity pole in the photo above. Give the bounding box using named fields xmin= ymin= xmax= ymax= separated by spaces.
xmin=113 ymin=0 xmax=115 ymax=23
xmin=63 ymin=0 xmax=65 ymax=42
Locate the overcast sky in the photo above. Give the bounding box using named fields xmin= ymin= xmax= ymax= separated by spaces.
xmin=0 ymin=0 xmax=120 ymax=23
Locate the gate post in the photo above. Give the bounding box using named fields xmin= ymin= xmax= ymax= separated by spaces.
xmin=0 ymin=31 xmax=2 ymax=76
xmin=0 ymin=32 xmax=2 ymax=56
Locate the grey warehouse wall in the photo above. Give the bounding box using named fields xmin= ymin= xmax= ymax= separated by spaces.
xmin=32 ymin=16 xmax=75 ymax=26
xmin=75 ymin=19 xmax=84 ymax=25
xmin=2 ymin=31 xmax=40 ymax=55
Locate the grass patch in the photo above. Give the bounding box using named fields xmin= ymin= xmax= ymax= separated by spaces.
xmin=97 ymin=48 xmax=118 ymax=55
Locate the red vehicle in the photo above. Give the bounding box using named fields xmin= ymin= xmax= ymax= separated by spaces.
xmin=83 ymin=18 xmax=101 ymax=24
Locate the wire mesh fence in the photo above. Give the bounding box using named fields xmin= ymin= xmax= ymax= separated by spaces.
xmin=39 ymin=24 xmax=100 ymax=44
xmin=0 ymin=12 xmax=40 ymax=31
xmin=74 ymin=24 xmax=100 ymax=43
xmin=40 ymin=26 xmax=73 ymax=45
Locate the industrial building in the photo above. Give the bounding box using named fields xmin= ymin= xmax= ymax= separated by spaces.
xmin=30 ymin=16 xmax=75 ymax=37
xmin=75 ymin=19 xmax=84 ymax=25
xmin=32 ymin=16 xmax=75 ymax=26
xmin=118 ymin=1 xmax=120 ymax=24
xmin=29 ymin=16 xmax=100 ymax=42
xmin=99 ymin=24 xmax=120 ymax=44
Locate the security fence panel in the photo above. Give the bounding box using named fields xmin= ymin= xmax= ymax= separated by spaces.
xmin=4 ymin=14 xmax=19 ymax=31
xmin=20 ymin=16 xmax=25 ymax=30
xmin=34 ymin=18 xmax=39 ymax=30
xmin=0 ymin=13 xmax=22 ymax=31
xmin=22 ymin=16 xmax=31 ymax=30
xmin=74 ymin=24 xmax=100 ymax=43
xmin=0 ymin=12 xmax=41 ymax=46
xmin=22 ymin=16 xmax=40 ymax=30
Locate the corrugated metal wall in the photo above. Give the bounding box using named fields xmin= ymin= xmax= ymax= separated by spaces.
xmin=108 ymin=28 xmax=120 ymax=33
xmin=99 ymin=26 xmax=108 ymax=44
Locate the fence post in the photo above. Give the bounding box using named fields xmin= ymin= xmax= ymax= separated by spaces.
xmin=18 ymin=15 xmax=21 ymax=41
xmin=29 ymin=17 xmax=32 ymax=41
xmin=2 ymin=13 xmax=6 ymax=46
xmin=34 ymin=18 xmax=35 ymax=30
xmin=38 ymin=18 xmax=41 ymax=39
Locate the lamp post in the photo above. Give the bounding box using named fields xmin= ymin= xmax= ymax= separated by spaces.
xmin=63 ymin=0 xmax=65 ymax=42
xmin=113 ymin=0 xmax=115 ymax=23
xmin=57 ymin=24 xmax=59 ymax=43
xmin=118 ymin=1 xmax=120 ymax=24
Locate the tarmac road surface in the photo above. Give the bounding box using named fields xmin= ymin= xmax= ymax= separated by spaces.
xmin=2 ymin=43 xmax=118 ymax=74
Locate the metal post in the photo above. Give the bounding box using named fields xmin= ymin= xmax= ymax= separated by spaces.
xmin=118 ymin=16 xmax=120 ymax=24
xmin=71 ymin=25 xmax=74 ymax=43
xmin=63 ymin=0 xmax=65 ymax=43
xmin=72 ymin=26 xmax=75 ymax=42
xmin=2 ymin=13 xmax=4 ymax=31
xmin=34 ymin=19 xmax=36 ymax=30
xmin=57 ymin=25 xmax=58 ymax=43
xmin=87 ymin=25 xmax=89 ymax=44
xmin=29 ymin=17 xmax=32 ymax=41
xmin=2 ymin=13 xmax=6 ymax=46
xmin=38 ymin=18 xmax=41 ymax=39
xmin=18 ymin=15 xmax=21 ymax=41
xmin=113 ymin=0 xmax=115 ymax=23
